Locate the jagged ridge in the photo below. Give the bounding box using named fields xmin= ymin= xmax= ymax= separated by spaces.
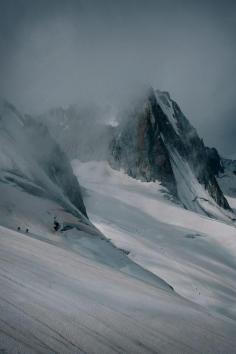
xmin=110 ymin=88 xmax=232 ymax=216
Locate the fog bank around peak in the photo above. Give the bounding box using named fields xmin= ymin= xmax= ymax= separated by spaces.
xmin=0 ymin=0 xmax=236 ymax=156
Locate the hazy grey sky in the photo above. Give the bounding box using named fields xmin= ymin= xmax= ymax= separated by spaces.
xmin=0 ymin=0 xmax=236 ymax=156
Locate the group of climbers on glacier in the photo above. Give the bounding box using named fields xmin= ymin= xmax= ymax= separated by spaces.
xmin=16 ymin=216 xmax=61 ymax=234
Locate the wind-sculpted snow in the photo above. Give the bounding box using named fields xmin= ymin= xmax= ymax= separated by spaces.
xmin=0 ymin=99 xmax=87 ymax=219
xmin=0 ymin=97 xmax=236 ymax=353
xmin=1 ymin=225 xmax=236 ymax=354
xmin=73 ymin=160 xmax=236 ymax=321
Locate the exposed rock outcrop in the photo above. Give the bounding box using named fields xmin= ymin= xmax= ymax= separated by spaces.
xmin=109 ymin=88 xmax=232 ymax=215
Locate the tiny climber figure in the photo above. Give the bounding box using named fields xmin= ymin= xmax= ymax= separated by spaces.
xmin=53 ymin=217 xmax=60 ymax=232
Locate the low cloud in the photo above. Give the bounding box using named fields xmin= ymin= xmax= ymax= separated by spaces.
xmin=0 ymin=0 xmax=236 ymax=155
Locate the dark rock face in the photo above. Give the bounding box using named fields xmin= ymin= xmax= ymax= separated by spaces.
xmin=156 ymin=95 xmax=231 ymax=211
xmin=218 ymin=158 xmax=236 ymax=199
xmin=205 ymin=147 xmax=224 ymax=177
xmin=109 ymin=94 xmax=177 ymax=195
xmin=110 ymin=88 xmax=231 ymax=211
xmin=222 ymin=158 xmax=236 ymax=174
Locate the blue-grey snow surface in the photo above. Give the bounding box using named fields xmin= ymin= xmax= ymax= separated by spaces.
xmin=1 ymin=98 xmax=236 ymax=353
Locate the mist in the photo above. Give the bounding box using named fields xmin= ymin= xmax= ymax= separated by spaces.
xmin=0 ymin=0 xmax=236 ymax=156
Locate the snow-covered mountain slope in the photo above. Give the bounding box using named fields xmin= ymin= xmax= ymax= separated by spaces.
xmin=1 ymin=225 xmax=236 ymax=354
xmin=72 ymin=160 xmax=236 ymax=322
xmin=1 ymin=160 xmax=236 ymax=354
xmin=0 ymin=98 xmax=174 ymax=290
xmin=1 ymin=98 xmax=236 ymax=353
xmin=0 ymin=99 xmax=88 ymax=221
xmin=110 ymin=88 xmax=234 ymax=221
xmin=0 ymin=179 xmax=174 ymax=292
xmin=40 ymin=88 xmax=235 ymax=222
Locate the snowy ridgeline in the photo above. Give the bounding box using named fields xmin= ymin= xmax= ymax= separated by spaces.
xmin=0 ymin=96 xmax=236 ymax=353
xmin=0 ymin=98 xmax=89 ymax=217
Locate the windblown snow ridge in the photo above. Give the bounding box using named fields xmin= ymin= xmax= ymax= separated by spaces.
xmin=0 ymin=98 xmax=87 ymax=220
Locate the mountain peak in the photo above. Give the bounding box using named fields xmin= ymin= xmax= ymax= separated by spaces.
xmin=110 ymin=89 xmax=233 ymax=220
xmin=37 ymin=88 xmax=234 ymax=222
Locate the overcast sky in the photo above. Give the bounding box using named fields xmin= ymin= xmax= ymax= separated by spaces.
xmin=0 ymin=0 xmax=236 ymax=156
